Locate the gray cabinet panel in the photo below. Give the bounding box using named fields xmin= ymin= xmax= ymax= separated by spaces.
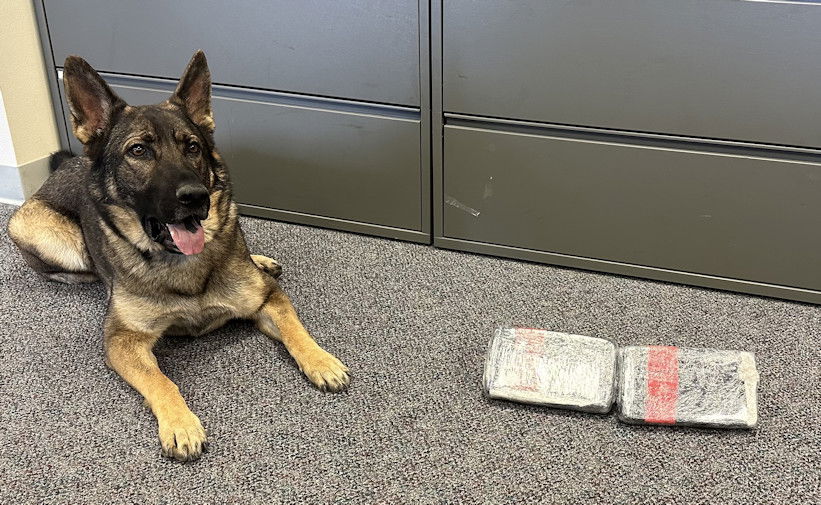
xmin=45 ymin=0 xmax=419 ymax=106
xmin=444 ymin=0 xmax=821 ymax=147
xmin=59 ymin=76 xmax=422 ymax=231
xmin=443 ymin=124 xmax=821 ymax=291
xmin=215 ymin=98 xmax=421 ymax=231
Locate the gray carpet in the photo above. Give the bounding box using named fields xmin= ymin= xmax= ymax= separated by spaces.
xmin=0 ymin=202 xmax=818 ymax=504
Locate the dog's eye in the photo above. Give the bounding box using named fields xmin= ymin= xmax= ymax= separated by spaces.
xmin=129 ymin=144 xmax=146 ymax=157
xmin=187 ymin=141 xmax=200 ymax=155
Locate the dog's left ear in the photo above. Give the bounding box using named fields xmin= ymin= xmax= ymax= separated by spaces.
xmin=170 ymin=50 xmax=214 ymax=133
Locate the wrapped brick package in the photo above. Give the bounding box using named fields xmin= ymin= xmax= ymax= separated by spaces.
xmin=617 ymin=346 xmax=759 ymax=428
xmin=483 ymin=327 xmax=617 ymax=413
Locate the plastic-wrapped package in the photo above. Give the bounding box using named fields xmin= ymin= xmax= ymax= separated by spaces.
xmin=617 ymin=346 xmax=759 ymax=428
xmin=483 ymin=327 xmax=617 ymax=413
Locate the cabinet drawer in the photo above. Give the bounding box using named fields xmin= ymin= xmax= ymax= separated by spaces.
xmin=443 ymin=124 xmax=821 ymax=291
xmin=45 ymin=0 xmax=419 ymax=106
xmin=59 ymin=75 xmax=422 ymax=232
xmin=444 ymin=0 xmax=821 ymax=147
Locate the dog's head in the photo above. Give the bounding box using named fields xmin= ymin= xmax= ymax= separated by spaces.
xmin=63 ymin=51 xmax=221 ymax=255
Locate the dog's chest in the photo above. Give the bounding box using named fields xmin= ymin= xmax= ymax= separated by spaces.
xmin=115 ymin=283 xmax=257 ymax=337
xmin=114 ymin=255 xmax=271 ymax=337
xmin=163 ymin=303 xmax=235 ymax=336
xmin=160 ymin=283 xmax=263 ymax=336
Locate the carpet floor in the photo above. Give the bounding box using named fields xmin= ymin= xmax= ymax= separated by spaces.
xmin=0 ymin=203 xmax=818 ymax=504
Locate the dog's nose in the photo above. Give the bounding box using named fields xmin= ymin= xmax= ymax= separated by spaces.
xmin=176 ymin=184 xmax=209 ymax=207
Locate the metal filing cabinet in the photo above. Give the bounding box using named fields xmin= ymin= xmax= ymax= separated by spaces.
xmin=433 ymin=0 xmax=821 ymax=303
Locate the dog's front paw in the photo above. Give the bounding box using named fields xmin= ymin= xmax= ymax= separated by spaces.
xmin=298 ymin=347 xmax=350 ymax=392
xmin=157 ymin=408 xmax=208 ymax=462
xmin=251 ymin=254 xmax=282 ymax=278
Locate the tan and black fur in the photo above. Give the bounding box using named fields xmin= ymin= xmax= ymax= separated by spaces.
xmin=6 ymin=51 xmax=349 ymax=461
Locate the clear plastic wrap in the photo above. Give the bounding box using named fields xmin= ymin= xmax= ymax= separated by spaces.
xmin=483 ymin=327 xmax=617 ymax=413
xmin=617 ymin=346 xmax=759 ymax=428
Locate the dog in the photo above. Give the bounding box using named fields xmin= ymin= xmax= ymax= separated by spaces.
xmin=6 ymin=51 xmax=350 ymax=461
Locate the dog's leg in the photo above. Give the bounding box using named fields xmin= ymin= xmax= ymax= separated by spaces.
xmin=253 ymin=283 xmax=349 ymax=392
xmin=104 ymin=316 xmax=207 ymax=461
xmin=8 ymin=198 xmax=98 ymax=283
xmin=251 ymin=254 xmax=282 ymax=278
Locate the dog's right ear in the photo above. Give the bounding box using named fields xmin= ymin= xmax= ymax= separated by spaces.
xmin=63 ymin=56 xmax=125 ymax=144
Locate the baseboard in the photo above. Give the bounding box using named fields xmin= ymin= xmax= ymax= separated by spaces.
xmin=0 ymin=154 xmax=52 ymax=204
xmin=0 ymin=164 xmax=24 ymax=204
xmin=0 ymin=196 xmax=23 ymax=206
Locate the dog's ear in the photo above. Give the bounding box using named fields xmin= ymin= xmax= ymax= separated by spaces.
xmin=63 ymin=56 xmax=125 ymax=144
xmin=171 ymin=50 xmax=214 ymax=133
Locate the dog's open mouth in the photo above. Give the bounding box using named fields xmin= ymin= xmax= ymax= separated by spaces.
xmin=143 ymin=216 xmax=204 ymax=255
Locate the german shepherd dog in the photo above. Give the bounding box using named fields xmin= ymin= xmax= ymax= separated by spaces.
xmin=6 ymin=51 xmax=350 ymax=461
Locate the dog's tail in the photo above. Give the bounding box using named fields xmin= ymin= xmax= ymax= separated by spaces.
xmin=48 ymin=150 xmax=74 ymax=173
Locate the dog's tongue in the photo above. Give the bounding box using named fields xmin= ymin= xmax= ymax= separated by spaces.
xmin=166 ymin=222 xmax=204 ymax=255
